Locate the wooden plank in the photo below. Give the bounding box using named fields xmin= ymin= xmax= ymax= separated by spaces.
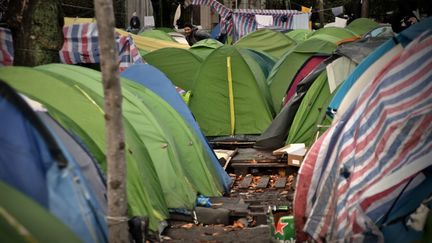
xmin=275 ymin=177 xmax=287 ymax=188
xmin=256 ymin=176 xmax=270 ymax=189
xmin=238 ymin=175 xmax=253 ymax=189
xmin=231 ymin=148 xmax=282 ymax=164
xmin=272 ymin=144 xmax=292 ymax=156
xmin=231 ymin=162 xmax=288 ymax=168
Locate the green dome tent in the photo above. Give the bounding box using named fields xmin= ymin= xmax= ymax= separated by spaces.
xmin=36 ymin=64 xmax=197 ymax=210
xmin=285 ymin=29 xmax=313 ymax=43
xmin=38 ymin=64 xmax=224 ymax=201
xmin=0 ymin=182 xmax=81 ymax=243
xmin=143 ymin=48 xmax=202 ymax=91
xmin=189 ymin=45 xmax=274 ymax=136
xmin=139 ymin=29 xmax=176 ymax=42
xmin=286 ymin=70 xmax=334 ymax=147
xmin=235 ymin=28 xmax=297 ymax=60
xmin=241 ymin=48 xmax=276 ymax=79
xmin=268 ymin=39 xmax=335 ymax=113
xmin=0 ymin=67 xmax=168 ymax=231
xmin=346 ymin=18 xmax=379 ymax=36
xmin=189 ymin=38 xmax=224 ymax=60
xmin=268 ymin=27 xmax=358 ymax=113
xmin=307 ymin=26 xmax=359 ymax=42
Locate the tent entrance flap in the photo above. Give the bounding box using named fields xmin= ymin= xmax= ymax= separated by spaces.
xmin=227 ymin=56 xmax=235 ymax=136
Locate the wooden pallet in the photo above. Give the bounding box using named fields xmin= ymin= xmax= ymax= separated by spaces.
xmin=235 ymin=175 xmax=288 ymax=190
xmin=229 ymin=148 xmax=288 ymax=176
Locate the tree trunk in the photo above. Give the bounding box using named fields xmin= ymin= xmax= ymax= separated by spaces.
xmin=151 ymin=0 xmax=177 ymax=28
xmin=5 ymin=0 xmax=63 ymax=66
xmin=93 ymin=0 xmax=128 ymax=242
xmin=317 ymin=0 xmax=324 ymax=27
xmin=361 ymin=0 xmax=369 ymax=18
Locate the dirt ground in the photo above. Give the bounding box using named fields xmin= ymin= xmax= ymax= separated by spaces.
xmin=161 ymin=170 xmax=297 ymax=242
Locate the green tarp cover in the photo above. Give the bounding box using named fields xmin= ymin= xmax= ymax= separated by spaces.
xmin=0 ymin=67 xmax=168 ymax=231
xmin=139 ymin=29 xmax=176 ymax=42
xmin=144 ymin=48 xmax=202 ymax=91
xmin=285 ymin=29 xmax=313 ymax=43
xmin=189 ymin=46 xmax=274 ymax=136
xmin=286 ymin=71 xmax=334 ymax=147
xmin=235 ymin=29 xmax=297 ymax=60
xmin=346 ymin=18 xmax=379 ymax=36
xmin=42 ymin=64 xmax=223 ymax=194
xmin=0 ymin=182 xmax=81 ymax=243
xmin=267 ymin=38 xmax=335 ymax=113
xmin=189 ymin=39 xmax=224 ymax=60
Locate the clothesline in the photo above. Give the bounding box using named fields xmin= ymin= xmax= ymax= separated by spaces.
xmin=288 ymin=0 xmax=345 ymax=14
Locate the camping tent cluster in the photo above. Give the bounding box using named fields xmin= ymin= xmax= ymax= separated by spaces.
xmin=142 ymin=17 xmax=431 ymax=241
xmin=142 ymin=19 xmax=386 ymax=143
xmin=0 ymin=63 xmax=231 ymax=239
xmin=2 ymin=13 xmax=431 ymax=242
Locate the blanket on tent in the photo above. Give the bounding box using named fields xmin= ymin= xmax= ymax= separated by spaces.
xmin=293 ymin=31 xmax=432 ymax=242
xmin=0 ymin=27 xmax=13 ymax=66
xmin=59 ymin=23 xmax=142 ymax=71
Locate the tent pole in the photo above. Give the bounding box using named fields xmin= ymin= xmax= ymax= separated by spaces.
xmin=227 ymin=56 xmax=235 ymax=136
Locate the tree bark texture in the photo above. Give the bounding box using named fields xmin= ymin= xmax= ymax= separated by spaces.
xmin=317 ymin=0 xmax=324 ymax=27
xmin=151 ymin=0 xmax=179 ymax=28
xmin=6 ymin=0 xmax=63 ymax=66
xmin=93 ymin=0 xmax=128 ymax=242
xmin=361 ymin=0 xmax=369 ymax=18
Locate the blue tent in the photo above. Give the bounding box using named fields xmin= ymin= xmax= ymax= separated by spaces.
xmin=328 ymin=17 xmax=432 ymax=116
xmin=121 ymin=63 xmax=231 ymax=191
xmin=0 ymin=80 xmax=107 ymax=243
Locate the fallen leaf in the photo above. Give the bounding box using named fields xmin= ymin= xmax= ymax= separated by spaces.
xmin=233 ymin=221 xmax=245 ymax=229
xmin=181 ymin=223 xmax=194 ymax=229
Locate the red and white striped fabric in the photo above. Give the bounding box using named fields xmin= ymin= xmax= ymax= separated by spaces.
xmin=231 ymin=9 xmax=300 ymax=40
xmin=117 ymin=34 xmax=143 ymax=72
xmin=294 ymin=31 xmax=432 ymax=242
xmin=191 ymin=0 xmax=302 ymax=41
xmin=59 ymin=23 xmax=142 ymax=71
xmin=192 ymin=0 xmax=233 ymax=35
xmin=192 ymin=0 xmax=231 ymax=19
xmin=0 ymin=27 xmax=14 ymax=66
xmin=59 ymin=23 xmax=99 ymax=64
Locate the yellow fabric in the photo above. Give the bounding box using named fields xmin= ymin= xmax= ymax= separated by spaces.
xmin=63 ymin=17 xmax=189 ymax=52
xmin=64 ymin=17 xmax=95 ymax=26
xmin=226 ymin=56 xmax=235 ymax=136
xmin=301 ymin=6 xmax=312 ymax=13
xmin=116 ymin=29 xmax=189 ymax=52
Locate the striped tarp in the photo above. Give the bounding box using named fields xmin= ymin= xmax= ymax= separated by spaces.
xmin=191 ymin=0 xmax=304 ymax=41
xmin=192 ymin=0 xmax=233 ymax=35
xmin=0 ymin=27 xmax=14 ymax=66
xmin=117 ymin=34 xmax=143 ymax=71
xmin=59 ymin=23 xmax=142 ymax=70
xmin=192 ymin=0 xmax=231 ymax=19
xmin=231 ymin=9 xmax=299 ymax=41
xmin=294 ymin=31 xmax=432 ymax=242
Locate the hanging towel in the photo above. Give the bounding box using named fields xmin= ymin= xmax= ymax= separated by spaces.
xmin=331 ymin=6 xmax=344 ymax=17
xmin=255 ymin=15 xmax=273 ymax=28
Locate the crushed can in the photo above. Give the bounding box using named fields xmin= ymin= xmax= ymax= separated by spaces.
xmin=274 ymin=215 xmax=295 ymax=243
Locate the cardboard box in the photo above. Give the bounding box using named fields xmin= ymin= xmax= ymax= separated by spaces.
xmin=273 ymin=144 xmax=308 ymax=167
xmin=287 ymin=152 xmax=306 ymax=167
